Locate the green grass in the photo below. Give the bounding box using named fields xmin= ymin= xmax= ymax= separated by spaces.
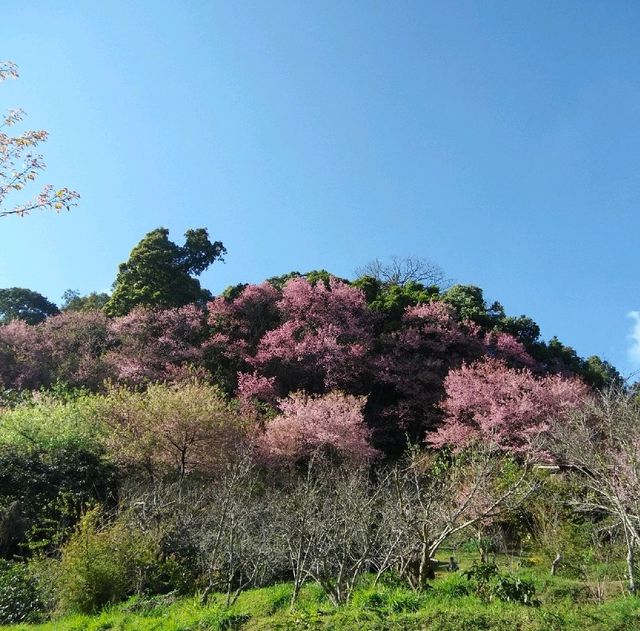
xmin=6 ymin=555 xmax=640 ymax=631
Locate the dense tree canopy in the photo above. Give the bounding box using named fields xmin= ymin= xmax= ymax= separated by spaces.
xmin=0 ymin=247 xmax=621 ymax=460
xmin=0 ymin=288 xmax=59 ymax=325
xmin=61 ymin=290 xmax=110 ymax=312
xmin=429 ymin=358 xmax=589 ymax=453
xmin=104 ymin=228 xmax=225 ymax=316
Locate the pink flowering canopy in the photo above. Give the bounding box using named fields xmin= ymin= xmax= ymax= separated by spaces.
xmin=256 ymin=391 xmax=379 ymax=465
xmin=0 ymin=319 xmax=46 ymax=389
xmin=250 ymin=277 xmax=376 ymax=392
xmin=106 ymin=304 xmax=206 ymax=384
xmin=374 ymin=301 xmax=485 ymax=440
xmin=207 ymin=282 xmax=281 ymax=361
xmin=208 ymin=277 xmax=377 ymax=402
xmin=428 ymin=357 xmax=590 ymax=453
xmin=0 ymin=306 xmax=208 ymax=391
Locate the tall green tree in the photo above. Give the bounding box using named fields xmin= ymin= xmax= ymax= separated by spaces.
xmin=0 ymin=287 xmax=59 ymax=324
xmin=104 ymin=228 xmax=225 ymax=316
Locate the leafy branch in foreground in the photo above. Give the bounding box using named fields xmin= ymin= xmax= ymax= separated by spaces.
xmin=0 ymin=61 xmax=79 ymax=218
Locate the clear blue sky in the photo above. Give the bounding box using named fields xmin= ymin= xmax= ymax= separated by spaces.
xmin=2 ymin=1 xmax=639 ymax=376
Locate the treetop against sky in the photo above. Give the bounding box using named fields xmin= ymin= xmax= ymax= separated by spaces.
xmin=1 ymin=1 xmax=639 ymax=375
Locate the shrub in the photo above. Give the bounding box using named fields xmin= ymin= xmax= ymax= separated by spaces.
xmin=57 ymin=508 xmax=159 ymax=613
xmin=0 ymin=560 xmax=46 ymax=624
xmin=0 ymin=443 xmax=118 ymax=554
xmin=98 ymin=380 xmax=247 ymax=480
xmin=462 ymin=562 xmax=538 ymax=606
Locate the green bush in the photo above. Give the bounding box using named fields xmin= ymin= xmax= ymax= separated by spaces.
xmin=57 ymin=508 xmax=159 ymax=613
xmin=0 ymin=560 xmax=45 ymax=624
xmin=0 ymin=445 xmax=118 ymax=554
xmin=0 ymin=394 xmax=118 ymax=555
xmin=462 ymin=562 xmax=538 ymax=606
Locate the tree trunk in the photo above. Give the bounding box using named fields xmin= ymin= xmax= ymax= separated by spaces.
xmin=626 ymin=541 xmax=636 ymax=595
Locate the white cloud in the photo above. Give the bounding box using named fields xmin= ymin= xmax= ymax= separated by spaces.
xmin=627 ymin=311 xmax=640 ymax=366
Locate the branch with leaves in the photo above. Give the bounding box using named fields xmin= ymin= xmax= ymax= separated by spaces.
xmin=0 ymin=61 xmax=79 ymax=218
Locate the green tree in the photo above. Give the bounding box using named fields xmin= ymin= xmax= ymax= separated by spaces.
xmin=0 ymin=288 xmax=59 ymax=325
xmin=442 ymin=284 xmax=503 ymax=327
xmin=352 ymin=275 xmax=439 ymax=326
xmin=61 ymin=290 xmax=110 ymax=312
xmin=581 ymin=355 xmax=624 ymax=390
xmin=104 ymin=227 xmax=225 ymax=316
xmin=496 ymin=315 xmax=541 ymax=347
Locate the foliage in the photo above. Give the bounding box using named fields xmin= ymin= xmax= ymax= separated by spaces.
xmin=354 ymin=276 xmax=440 ymax=325
xmin=442 ymin=285 xmax=503 ymax=328
xmin=97 ymin=380 xmax=247 ymax=480
xmin=105 ymin=227 xmax=226 ymax=316
xmin=0 ymin=61 xmax=79 ymax=218
xmin=0 ymin=560 xmax=45 ymax=624
xmin=0 ymin=391 xmax=105 ymax=450
xmin=0 ymin=394 xmax=116 ymax=553
xmin=57 ymin=508 xmax=159 ymax=613
xmin=0 ymin=288 xmax=59 ymax=325
xmin=463 ymin=562 xmax=538 ymax=605
xmin=257 ymin=391 xmax=378 ymax=465
xmin=60 ymin=290 xmax=110 ymax=312
xmin=0 ymin=446 xmax=118 ymax=555
xmin=429 ymin=358 xmax=589 ymax=452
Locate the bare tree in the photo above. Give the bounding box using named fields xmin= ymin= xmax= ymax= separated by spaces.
xmin=383 ymin=444 xmax=537 ymax=591
xmin=123 ymin=449 xmax=286 ymax=607
xmin=355 ymin=256 xmax=449 ymax=288
xmin=271 ymin=461 xmax=325 ymax=607
xmin=304 ymin=465 xmax=389 ymax=605
xmin=272 ymin=460 xmax=389 ymax=606
xmin=196 ymin=452 xmax=281 ymax=606
xmin=548 ymin=389 xmax=640 ymax=593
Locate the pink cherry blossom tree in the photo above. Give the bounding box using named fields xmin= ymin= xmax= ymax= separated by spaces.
xmin=256 ymin=391 xmax=379 ymax=466
xmin=250 ymin=277 xmax=376 ymax=394
xmin=374 ymin=301 xmax=485 ymax=442
xmin=0 ymin=319 xmax=46 ymax=389
xmin=428 ymin=357 xmax=589 ymax=453
xmin=40 ymin=310 xmax=112 ymax=389
xmin=106 ymin=304 xmax=206 ymax=385
xmin=205 ymin=282 xmax=281 ymax=393
xmin=483 ymin=330 xmax=538 ymax=369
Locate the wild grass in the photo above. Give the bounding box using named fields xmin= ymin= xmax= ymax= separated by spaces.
xmin=6 ymin=557 xmax=639 ymax=631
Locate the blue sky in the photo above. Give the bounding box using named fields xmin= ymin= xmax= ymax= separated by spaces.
xmin=2 ymin=1 xmax=639 ymax=376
